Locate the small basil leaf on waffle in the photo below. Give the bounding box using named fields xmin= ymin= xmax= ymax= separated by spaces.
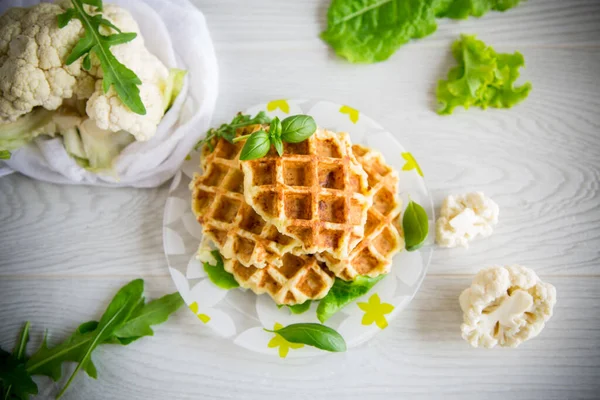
xmin=316 ymin=275 xmax=385 ymax=323
xmin=280 ymin=115 xmax=317 ymax=143
xmin=265 ymin=323 xmax=346 ymax=352
xmin=272 ymin=136 xmax=284 ymax=156
xmin=403 ymin=200 xmax=429 ymax=251
xmin=240 ymin=130 xmax=271 ymax=160
xmin=269 ymin=116 xmax=282 ymax=139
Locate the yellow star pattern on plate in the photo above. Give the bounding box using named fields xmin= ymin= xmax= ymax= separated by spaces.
xmin=266 ymin=99 xmax=290 ymax=114
xmin=267 ymin=322 xmax=304 ymax=358
xmin=189 ymin=301 xmax=211 ymax=324
xmin=357 ymin=294 xmax=394 ymax=329
xmin=401 ymin=152 xmax=424 ymax=177
xmin=339 ymin=105 xmax=359 ymax=124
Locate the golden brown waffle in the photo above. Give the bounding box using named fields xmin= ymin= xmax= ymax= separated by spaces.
xmin=190 ymin=128 xmax=301 ymax=269
xmin=317 ymin=145 xmax=404 ymax=280
xmin=241 ymin=128 xmax=372 ymax=259
xmin=223 ymin=253 xmax=335 ymax=305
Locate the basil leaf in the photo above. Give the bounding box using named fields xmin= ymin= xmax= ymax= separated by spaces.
xmin=0 ymin=150 xmax=10 ymax=160
xmin=240 ymin=130 xmax=271 ymax=160
xmin=288 ymin=301 xmax=311 ymax=315
xmin=252 ymin=111 xmax=272 ymax=125
xmin=317 ymin=275 xmax=385 ymax=323
xmin=272 ymin=136 xmax=284 ymax=156
xmin=203 ymin=251 xmax=239 ymax=289
xmin=403 ymin=200 xmax=429 ymax=251
xmin=280 ymin=115 xmax=317 ymax=143
xmin=268 ymin=323 xmax=346 ymax=352
xmin=269 ymin=116 xmax=282 ymax=138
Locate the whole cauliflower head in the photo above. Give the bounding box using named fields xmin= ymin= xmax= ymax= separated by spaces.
xmin=0 ymin=1 xmax=169 ymax=141
xmin=459 ymin=265 xmax=557 ymax=348
xmin=436 ymin=192 xmax=499 ymax=248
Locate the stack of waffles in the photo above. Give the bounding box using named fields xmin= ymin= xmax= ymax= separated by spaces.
xmin=191 ymin=124 xmax=405 ymax=305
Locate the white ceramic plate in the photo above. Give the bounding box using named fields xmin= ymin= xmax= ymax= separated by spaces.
xmin=163 ymin=99 xmax=434 ymax=359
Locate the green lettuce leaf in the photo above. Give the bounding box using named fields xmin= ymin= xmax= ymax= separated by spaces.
xmin=316 ymin=276 xmax=385 ymax=323
xmin=203 ymin=251 xmax=239 ymax=290
xmin=321 ymin=0 xmax=522 ymax=63
xmin=436 ymin=34 xmax=531 ymax=114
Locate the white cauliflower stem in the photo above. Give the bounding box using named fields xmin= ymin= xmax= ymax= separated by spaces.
xmin=459 ymin=265 xmax=557 ymax=348
xmin=436 ymin=192 xmax=499 ymax=248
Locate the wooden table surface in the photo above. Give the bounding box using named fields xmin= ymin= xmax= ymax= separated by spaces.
xmin=1 ymin=0 xmax=600 ymax=399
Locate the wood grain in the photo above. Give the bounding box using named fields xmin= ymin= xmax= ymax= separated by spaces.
xmin=0 ymin=276 xmax=597 ymax=400
xmin=197 ymin=0 xmax=600 ymax=49
xmin=1 ymin=0 xmax=599 ymax=399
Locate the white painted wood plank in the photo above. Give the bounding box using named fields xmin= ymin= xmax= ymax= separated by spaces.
xmin=193 ymin=0 xmax=600 ymax=48
xmin=0 ymin=176 xmax=169 ymax=276
xmin=0 ymin=276 xmax=597 ymax=400
xmin=3 ymin=46 xmax=597 ymax=276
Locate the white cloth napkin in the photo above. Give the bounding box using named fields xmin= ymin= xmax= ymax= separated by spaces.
xmin=0 ymin=0 xmax=218 ymax=187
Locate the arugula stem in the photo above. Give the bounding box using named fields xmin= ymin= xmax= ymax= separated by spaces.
xmin=232 ymin=134 xmax=253 ymax=143
xmin=55 ymin=299 xmax=139 ymax=399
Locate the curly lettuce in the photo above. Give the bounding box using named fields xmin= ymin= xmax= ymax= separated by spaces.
xmin=321 ymin=0 xmax=523 ymax=63
xmin=436 ymin=35 xmax=531 ymax=114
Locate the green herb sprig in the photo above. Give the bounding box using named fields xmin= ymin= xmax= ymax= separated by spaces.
xmin=0 ymin=150 xmax=10 ymax=160
xmin=265 ymin=323 xmax=346 ymax=353
xmin=58 ymin=0 xmax=146 ymax=115
xmin=236 ymin=115 xmax=317 ymax=160
xmin=403 ymin=199 xmax=429 ymax=251
xmin=0 ymin=280 xmax=183 ymax=400
xmin=194 ymin=111 xmax=272 ymax=152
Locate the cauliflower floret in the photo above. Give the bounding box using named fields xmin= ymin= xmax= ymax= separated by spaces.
xmin=0 ymin=2 xmax=169 ymax=141
xmin=436 ymin=192 xmax=499 ymax=248
xmin=459 ymin=265 xmax=557 ymax=348
xmin=0 ymin=3 xmax=86 ymax=123
xmin=84 ymin=4 xmax=168 ymax=141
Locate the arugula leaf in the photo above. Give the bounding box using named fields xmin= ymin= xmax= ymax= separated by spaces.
xmin=0 ymin=349 xmax=38 ymax=400
xmin=403 ymin=200 xmax=429 ymax=251
xmin=56 ymin=279 xmax=144 ymax=398
xmin=266 ymin=323 xmax=346 ymax=352
xmin=317 ymin=276 xmax=385 ymax=323
xmin=195 ymin=111 xmax=271 ymax=152
xmin=288 ymin=301 xmax=311 ymax=315
xmin=0 ymin=150 xmax=10 ymax=160
xmin=1 ymin=323 xmax=37 ymax=400
xmin=436 ymin=35 xmax=531 ymax=114
xmin=203 ymin=251 xmax=239 ymax=289
xmin=321 ymin=0 xmax=522 ymax=63
xmin=26 ymin=321 xmax=99 ymax=382
xmin=58 ymin=0 xmax=146 ymax=115
xmin=112 ymin=293 xmax=183 ymax=344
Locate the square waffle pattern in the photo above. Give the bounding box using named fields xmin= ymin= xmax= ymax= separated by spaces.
xmin=317 ymin=145 xmax=405 ymax=280
xmin=241 ymin=128 xmax=372 ymax=259
xmin=223 ymin=253 xmax=335 ymax=305
xmin=191 ymin=134 xmax=301 ymax=269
